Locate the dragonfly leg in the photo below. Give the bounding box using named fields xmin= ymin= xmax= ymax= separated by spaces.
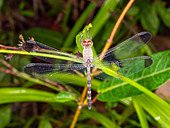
xmin=87 ymin=29 xmax=92 ymax=40
xmin=79 ymin=33 xmax=84 ymax=43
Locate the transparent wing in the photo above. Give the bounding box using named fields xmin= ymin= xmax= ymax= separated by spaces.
xmin=21 ymin=40 xmax=82 ymax=64
xmin=93 ymin=32 xmax=152 ymax=62
xmin=24 ymin=62 xmax=87 ymax=85
xmin=23 ymin=32 xmax=152 ymax=84
xmin=93 ymin=56 xmax=153 ymax=80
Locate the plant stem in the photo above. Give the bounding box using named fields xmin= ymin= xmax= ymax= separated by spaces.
xmin=99 ymin=0 xmax=135 ymax=61
xmin=70 ymin=0 xmax=135 ymax=127
xmin=70 ymin=85 xmax=87 ymax=128
xmin=0 ymin=50 xmax=83 ymax=63
xmin=0 ymin=59 xmax=63 ymax=92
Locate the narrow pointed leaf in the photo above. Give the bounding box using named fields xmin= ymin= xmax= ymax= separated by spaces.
xmin=133 ymin=98 xmax=149 ymax=128
xmin=135 ymin=94 xmax=170 ymax=127
xmin=81 ymin=109 xmax=116 ymax=128
xmin=0 ymin=88 xmax=75 ymax=104
xmin=38 ymin=119 xmax=52 ymax=128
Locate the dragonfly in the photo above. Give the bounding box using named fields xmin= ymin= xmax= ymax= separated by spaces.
xmin=22 ymin=32 xmax=153 ymax=110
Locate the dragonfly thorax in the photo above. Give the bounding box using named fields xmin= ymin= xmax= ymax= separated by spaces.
xmin=81 ymin=39 xmax=93 ymax=48
xmin=83 ymin=43 xmax=93 ymax=67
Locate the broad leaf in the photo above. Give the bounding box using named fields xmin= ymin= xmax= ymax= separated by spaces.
xmin=140 ymin=5 xmax=160 ymax=35
xmin=156 ymin=1 xmax=170 ymax=27
xmin=97 ymin=50 xmax=170 ymax=101
xmin=0 ymin=88 xmax=75 ymax=104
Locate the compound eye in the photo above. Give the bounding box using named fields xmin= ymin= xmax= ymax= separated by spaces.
xmin=88 ymin=40 xmax=93 ymax=46
xmin=82 ymin=40 xmax=87 ymax=46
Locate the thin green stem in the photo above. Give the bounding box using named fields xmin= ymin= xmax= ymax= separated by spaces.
xmin=0 ymin=50 xmax=83 ymax=63
xmin=133 ymin=97 xmax=149 ymax=128
xmin=36 ymin=49 xmax=78 ymax=59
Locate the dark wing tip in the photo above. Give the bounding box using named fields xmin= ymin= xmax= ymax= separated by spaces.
xmin=24 ymin=63 xmax=54 ymax=75
xmin=24 ymin=63 xmax=35 ymax=75
xmin=137 ymin=32 xmax=152 ymax=44
xmin=141 ymin=56 xmax=153 ymax=68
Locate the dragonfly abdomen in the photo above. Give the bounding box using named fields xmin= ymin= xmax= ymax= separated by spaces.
xmin=82 ymin=42 xmax=93 ymax=110
xmin=87 ymin=66 xmax=92 ymax=109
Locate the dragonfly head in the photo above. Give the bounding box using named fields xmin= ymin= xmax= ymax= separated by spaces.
xmin=81 ymin=39 xmax=93 ymax=47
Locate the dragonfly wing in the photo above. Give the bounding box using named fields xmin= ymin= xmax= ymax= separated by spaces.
xmin=94 ymin=32 xmax=152 ymax=62
xmin=22 ymin=41 xmax=81 ymax=63
xmin=94 ymin=56 xmax=153 ymax=80
xmin=24 ymin=63 xmax=87 ymax=84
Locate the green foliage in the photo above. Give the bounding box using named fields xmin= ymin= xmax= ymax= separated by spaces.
xmin=40 ymin=72 xmax=100 ymax=90
xmin=22 ymin=28 xmax=64 ymax=48
xmin=0 ymin=105 xmax=11 ymax=128
xmin=63 ymin=2 xmax=96 ymax=48
xmin=81 ymin=109 xmax=117 ymax=128
xmin=97 ymin=50 xmax=170 ymax=101
xmin=133 ymin=98 xmax=149 ymax=128
xmin=156 ymin=1 xmax=170 ymax=27
xmin=135 ymin=94 xmax=170 ymax=127
xmin=90 ymin=0 xmax=119 ymax=38
xmin=38 ymin=119 xmax=52 ymax=128
xmin=19 ymin=2 xmax=35 ymax=16
xmin=0 ymin=88 xmax=75 ymax=104
xmin=127 ymin=6 xmax=139 ymax=16
xmin=140 ymin=5 xmax=160 ymax=35
xmin=0 ymin=0 xmax=169 ymax=127
xmin=76 ymin=23 xmax=93 ymax=53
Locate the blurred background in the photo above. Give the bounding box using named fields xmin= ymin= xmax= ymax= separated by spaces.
xmin=0 ymin=0 xmax=169 ymax=128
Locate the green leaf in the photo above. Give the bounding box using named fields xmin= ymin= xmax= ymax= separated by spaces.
xmin=135 ymin=94 xmax=170 ymax=127
xmin=21 ymin=28 xmax=64 ymax=49
xmin=140 ymin=5 xmax=160 ymax=35
xmin=19 ymin=2 xmax=25 ymax=10
xmin=81 ymin=109 xmax=117 ymax=128
xmin=0 ymin=49 xmax=101 ymax=89
xmin=20 ymin=10 xmax=35 ymax=16
xmin=127 ymin=6 xmax=139 ymax=16
xmin=97 ymin=50 xmax=170 ymax=101
xmin=0 ymin=0 xmax=4 ymax=10
xmin=76 ymin=23 xmax=93 ymax=53
xmin=63 ymin=2 xmax=96 ymax=48
xmin=90 ymin=0 xmax=118 ymax=38
xmin=133 ymin=98 xmax=149 ymax=128
xmin=118 ymin=103 xmax=135 ymax=125
xmin=38 ymin=119 xmax=52 ymax=128
xmin=0 ymin=105 xmax=11 ymax=128
xmin=0 ymin=88 xmax=75 ymax=104
xmin=40 ymin=72 xmax=100 ymax=90
xmin=156 ymin=2 xmax=170 ymax=27
xmin=75 ymin=23 xmax=98 ymax=57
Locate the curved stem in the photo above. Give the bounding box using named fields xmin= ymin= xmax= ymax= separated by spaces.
xmin=70 ymin=85 xmax=87 ymax=128
xmin=70 ymin=0 xmax=135 ymax=128
xmin=99 ymin=0 xmax=135 ymax=61
xmin=0 ymin=49 xmax=83 ymax=63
